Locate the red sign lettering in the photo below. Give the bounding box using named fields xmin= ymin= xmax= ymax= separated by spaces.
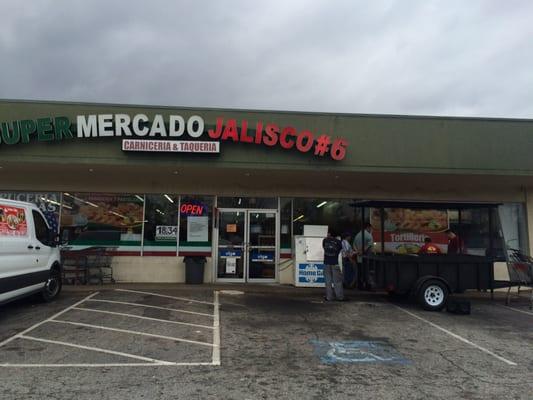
xmin=180 ymin=203 xmax=204 ymax=216
xmin=208 ymin=117 xmax=348 ymax=160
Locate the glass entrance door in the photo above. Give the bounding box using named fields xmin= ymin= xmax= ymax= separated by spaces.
xmin=216 ymin=210 xmax=246 ymax=281
xmin=247 ymin=211 xmax=276 ymax=281
xmin=216 ymin=209 xmax=278 ymax=282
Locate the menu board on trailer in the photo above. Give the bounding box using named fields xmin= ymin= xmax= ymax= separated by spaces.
xmin=0 ymin=204 xmax=28 ymax=237
xmin=370 ymin=208 xmax=450 ymax=254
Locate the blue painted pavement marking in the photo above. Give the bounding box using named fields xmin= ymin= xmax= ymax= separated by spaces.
xmin=310 ymin=340 xmax=411 ymax=364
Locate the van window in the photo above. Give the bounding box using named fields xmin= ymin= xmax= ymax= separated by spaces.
xmin=33 ymin=210 xmax=50 ymax=245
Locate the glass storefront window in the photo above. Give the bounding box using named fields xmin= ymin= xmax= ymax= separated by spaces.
xmin=143 ymin=194 xmax=178 ymax=255
xmin=60 ymin=192 xmax=144 ymax=252
xmin=217 ymin=196 xmax=277 ymax=209
xmin=497 ymin=203 xmax=529 ymax=259
xmin=293 ymin=198 xmax=361 ymax=238
xmin=280 ymin=198 xmax=292 ymax=256
xmin=459 ymin=208 xmax=490 ymax=256
xmin=179 ymin=195 xmax=213 ymax=255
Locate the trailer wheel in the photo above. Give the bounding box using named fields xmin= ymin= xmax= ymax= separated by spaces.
xmin=418 ymin=279 xmax=448 ymax=311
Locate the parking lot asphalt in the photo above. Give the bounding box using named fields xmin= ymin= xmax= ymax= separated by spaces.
xmin=0 ymin=284 xmax=531 ymax=400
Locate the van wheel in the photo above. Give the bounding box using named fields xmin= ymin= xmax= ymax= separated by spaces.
xmin=42 ymin=268 xmax=62 ymax=302
xmin=418 ymin=279 xmax=448 ymax=311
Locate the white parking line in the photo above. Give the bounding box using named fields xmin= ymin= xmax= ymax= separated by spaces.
xmin=392 ymin=304 xmax=517 ymax=366
xmin=0 ymin=362 xmax=215 ymax=368
xmin=0 ymin=290 xmax=220 ymax=368
xmin=87 ymin=299 xmax=214 ymax=317
xmin=114 ymin=289 xmax=214 ymax=305
xmin=212 ymin=291 xmax=220 ymax=366
xmin=50 ymin=319 xmax=217 ymax=347
xmin=495 ymin=304 xmax=533 ymax=316
xmin=73 ymin=307 xmax=214 ymax=329
xmin=19 ymin=335 xmax=174 ymax=364
xmin=0 ymin=292 xmax=100 ymax=349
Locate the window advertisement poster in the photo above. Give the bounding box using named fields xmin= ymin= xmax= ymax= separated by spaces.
xmin=370 ymin=208 xmax=449 ymax=254
xmin=187 ymin=216 xmax=209 ymax=242
xmin=155 ymin=225 xmax=177 ymax=241
xmin=226 ymin=224 xmax=237 ymax=233
xmin=0 ymin=204 xmax=28 ymax=237
xmin=225 ymin=257 xmax=237 ymax=274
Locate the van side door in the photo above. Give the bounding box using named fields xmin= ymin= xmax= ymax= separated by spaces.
xmin=31 ymin=209 xmax=55 ymax=274
xmin=0 ymin=204 xmax=35 ymax=295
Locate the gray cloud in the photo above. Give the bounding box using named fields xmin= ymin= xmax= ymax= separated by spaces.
xmin=0 ymin=0 xmax=532 ymax=118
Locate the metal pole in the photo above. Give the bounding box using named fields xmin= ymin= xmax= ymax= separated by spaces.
xmin=176 ymin=195 xmax=181 ymax=257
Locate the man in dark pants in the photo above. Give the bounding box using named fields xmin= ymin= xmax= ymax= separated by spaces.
xmin=341 ymin=232 xmax=356 ymax=288
xmin=322 ymin=230 xmax=344 ymax=301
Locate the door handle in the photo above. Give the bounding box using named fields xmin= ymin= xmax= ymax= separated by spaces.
xmin=27 ymin=245 xmax=34 ymax=249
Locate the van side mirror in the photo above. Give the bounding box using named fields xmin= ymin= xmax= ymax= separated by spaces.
xmin=55 ymin=234 xmax=69 ymax=246
xmin=51 ymin=233 xmax=68 ymax=247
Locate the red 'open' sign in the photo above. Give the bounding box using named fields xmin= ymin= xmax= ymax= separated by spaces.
xmin=180 ymin=203 xmax=204 ymax=216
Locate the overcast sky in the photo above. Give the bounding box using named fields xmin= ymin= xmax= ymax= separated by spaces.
xmin=0 ymin=0 xmax=532 ymax=118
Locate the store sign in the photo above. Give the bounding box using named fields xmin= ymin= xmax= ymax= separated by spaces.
xmin=0 ymin=113 xmax=348 ymax=160
xmin=297 ymin=263 xmax=325 ymax=285
xmin=155 ymin=225 xmax=177 ymax=240
xmin=220 ymin=249 xmax=242 ymax=257
xmin=251 ymin=250 xmax=275 ymax=262
xmin=180 ymin=202 xmax=206 ymax=216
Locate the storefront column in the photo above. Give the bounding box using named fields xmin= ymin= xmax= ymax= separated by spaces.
xmin=525 ymin=188 xmax=533 ymax=255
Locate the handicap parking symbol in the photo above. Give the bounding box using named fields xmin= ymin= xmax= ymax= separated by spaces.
xmin=311 ymin=340 xmax=410 ymax=365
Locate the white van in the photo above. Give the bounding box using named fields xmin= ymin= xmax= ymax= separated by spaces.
xmin=0 ymin=199 xmax=62 ymax=305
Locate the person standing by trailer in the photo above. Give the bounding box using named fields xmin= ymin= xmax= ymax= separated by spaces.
xmin=353 ymin=223 xmax=374 ymax=289
xmin=322 ymin=230 xmax=344 ymax=301
xmin=446 ymin=229 xmax=463 ymax=254
xmin=341 ymin=232 xmax=356 ymax=288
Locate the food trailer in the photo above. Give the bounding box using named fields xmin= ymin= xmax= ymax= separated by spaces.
xmin=354 ymin=201 xmax=514 ymax=310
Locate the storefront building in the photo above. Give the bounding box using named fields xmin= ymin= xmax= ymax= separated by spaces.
xmin=1 ymin=99 xmax=532 ymax=284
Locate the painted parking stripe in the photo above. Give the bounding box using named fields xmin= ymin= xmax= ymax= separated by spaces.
xmin=495 ymin=304 xmax=533 ymax=316
xmin=212 ymin=291 xmax=221 ymax=366
xmin=19 ymin=335 xmax=174 ymax=364
xmin=72 ymin=307 xmax=214 ymax=329
xmin=114 ymin=289 xmax=214 ymax=305
xmin=0 ymin=292 xmax=100 ymax=349
xmin=392 ymin=304 xmax=517 ymax=366
xmin=87 ymin=299 xmax=214 ymax=317
xmin=50 ymin=319 xmax=216 ymax=347
xmin=0 ymin=362 xmax=216 ymax=368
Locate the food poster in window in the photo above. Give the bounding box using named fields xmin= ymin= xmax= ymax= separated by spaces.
xmin=0 ymin=205 xmax=28 ymax=236
xmin=370 ymin=208 xmax=449 ymax=254
xmin=60 ymin=193 xmax=143 ymax=249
